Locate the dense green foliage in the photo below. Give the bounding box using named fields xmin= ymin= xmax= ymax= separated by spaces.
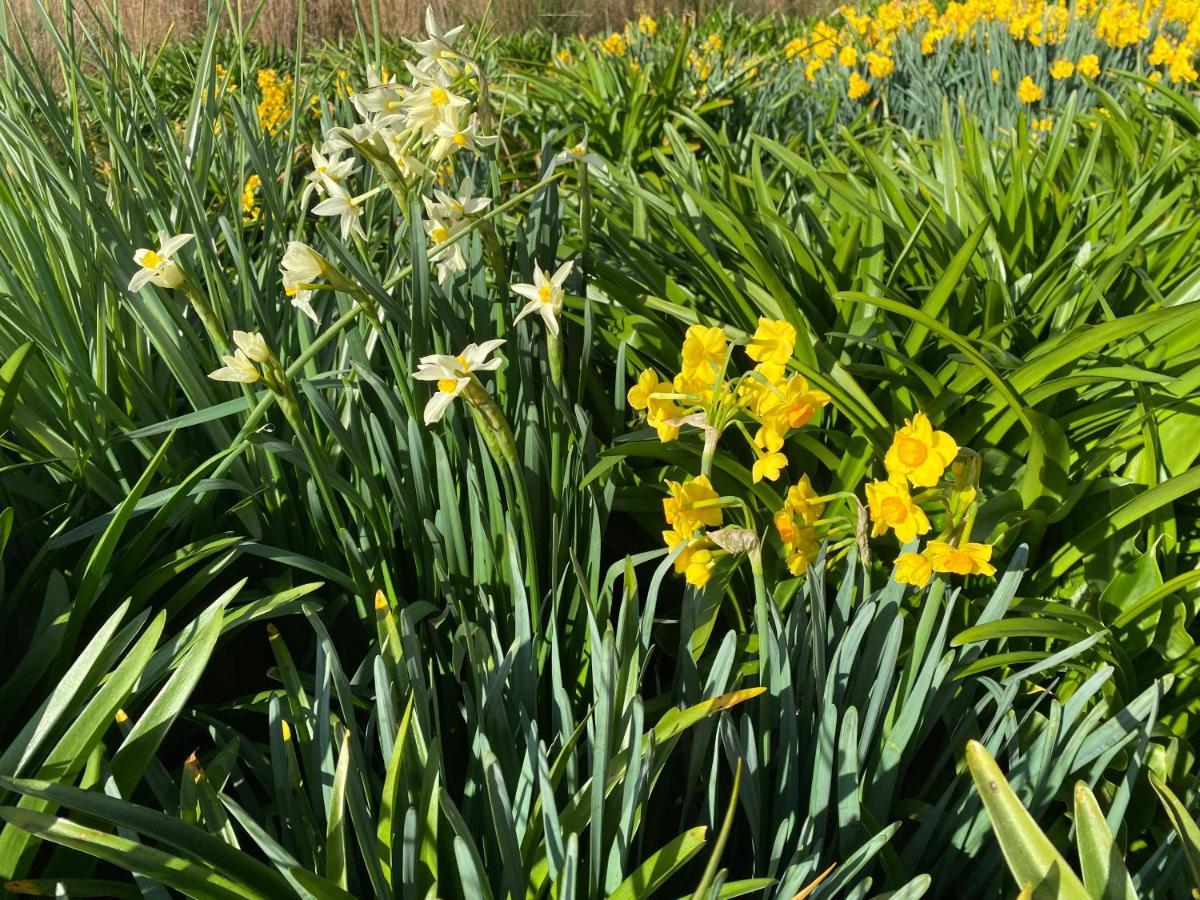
xmin=0 ymin=3 xmax=1198 ymax=898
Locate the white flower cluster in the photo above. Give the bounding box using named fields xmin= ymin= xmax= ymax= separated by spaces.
xmin=306 ymin=6 xmax=498 ymax=260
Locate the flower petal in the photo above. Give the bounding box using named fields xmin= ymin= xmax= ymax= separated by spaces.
xmin=423 ymin=390 xmax=456 ymax=425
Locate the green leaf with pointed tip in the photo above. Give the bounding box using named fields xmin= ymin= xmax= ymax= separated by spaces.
xmin=1073 ymin=781 xmax=1135 ymax=900
xmin=965 ymin=741 xmax=1089 ymax=900
xmin=610 ymin=826 xmax=707 ymax=900
xmin=0 ymin=777 xmax=293 ymax=897
xmin=0 ymin=342 xmax=34 ymax=435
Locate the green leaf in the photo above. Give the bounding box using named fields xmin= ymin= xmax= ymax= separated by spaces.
xmin=610 ymin=826 xmax=707 ymax=900
xmin=1149 ymin=771 xmax=1200 ymax=888
xmin=325 ymin=730 xmax=351 ymax=890
xmin=0 ymin=778 xmax=293 ymax=897
xmin=965 ymin=741 xmax=1089 ymax=900
xmin=1073 ymin=782 xmax=1136 ymax=900
xmin=0 ymin=806 xmax=252 ymax=899
xmin=110 ymin=596 xmax=226 ymax=796
xmin=0 ymin=341 xmax=34 ymax=435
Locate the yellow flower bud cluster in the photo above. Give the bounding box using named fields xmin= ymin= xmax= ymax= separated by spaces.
xmin=256 ymin=68 xmax=294 ymax=136
xmin=241 ymin=174 xmax=262 ymax=223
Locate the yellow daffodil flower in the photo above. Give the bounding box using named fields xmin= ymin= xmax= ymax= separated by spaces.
xmin=784 ymin=528 xmax=820 ymax=575
xmin=663 ymin=475 xmax=723 ymax=535
xmin=894 ymin=552 xmax=933 ymax=587
xmin=1049 ymin=59 xmax=1075 ymax=79
xmin=1017 ymin=75 xmax=1043 ymax=103
xmin=884 ymin=413 xmax=958 ymax=487
xmin=1077 ymin=54 xmax=1101 ymax=78
xmin=785 ymin=474 xmax=825 ymax=525
xmin=759 ymin=374 xmax=831 ymax=433
xmin=924 ymin=541 xmax=996 ymax=576
xmin=745 ymin=317 xmax=796 ymax=368
xmin=865 ymin=479 xmax=931 ymax=543
xmin=680 ymin=324 xmax=728 ymax=391
xmin=752 ymin=448 xmax=788 ymax=483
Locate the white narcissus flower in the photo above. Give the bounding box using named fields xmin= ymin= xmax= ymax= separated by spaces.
xmin=209 ymin=350 xmax=260 ymax=383
xmin=280 ymin=241 xmax=327 ymax=291
xmin=424 ymin=214 xmax=467 ymax=285
xmin=311 ymin=181 xmax=367 ymax=242
xmin=128 ymin=232 xmax=193 ymax=291
xmin=351 ymin=65 xmax=408 ymax=121
xmin=209 ymin=331 xmax=271 ymax=383
xmin=553 ymin=136 xmax=606 ymax=172
xmin=403 ymin=71 xmax=470 ymax=139
xmin=512 ymin=260 xmax=574 ymax=337
xmin=381 ymin=130 xmax=429 ymax=178
xmin=302 ymin=149 xmax=360 ymax=205
xmin=409 ymin=6 xmax=465 ymax=76
xmin=321 ymin=122 xmax=386 ymax=159
xmin=411 ymin=338 xmax=504 ymax=424
xmin=430 ymin=116 xmax=497 ymax=160
xmin=422 ymin=177 xmax=491 ymax=224
xmin=233 ymin=330 xmax=271 ymax=363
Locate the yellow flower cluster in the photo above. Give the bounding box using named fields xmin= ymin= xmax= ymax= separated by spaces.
xmin=213 ymin=63 xmax=236 ymax=97
xmin=592 ymin=12 xmax=660 ymax=60
xmin=784 ymin=0 xmax=1200 ymax=98
xmin=628 ymin=319 xmax=836 ymax=586
xmin=662 ymin=475 xmax=724 ymax=587
xmin=628 ymin=324 xmax=1000 ymax=591
xmin=256 ymin=68 xmax=294 ymax=135
xmin=773 ymin=475 xmax=825 ymax=575
xmin=1017 ymin=75 xmax=1045 ymax=102
xmin=861 ymin=413 xmax=996 ymax=588
xmin=601 ymin=31 xmax=628 ymax=56
xmin=1031 ymin=115 xmax=1055 ymax=135
xmin=241 ymin=174 xmax=261 ymax=222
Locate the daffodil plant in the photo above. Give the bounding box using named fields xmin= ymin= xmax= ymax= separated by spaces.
xmin=627 ymin=318 xmax=999 ymax=591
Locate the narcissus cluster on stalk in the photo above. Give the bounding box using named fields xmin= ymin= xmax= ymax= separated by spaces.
xmin=625 ymin=321 xmax=1000 ymax=591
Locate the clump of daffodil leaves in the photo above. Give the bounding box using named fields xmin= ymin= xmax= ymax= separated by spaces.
xmin=627 ymin=317 xmax=999 ymax=590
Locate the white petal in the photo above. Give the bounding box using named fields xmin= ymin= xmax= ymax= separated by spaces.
xmin=475 ymin=338 xmax=506 ymax=357
xmin=423 ymin=390 xmax=456 ymax=424
xmin=128 ymin=269 xmax=153 ymax=292
xmin=540 ymin=305 xmax=561 ymax=337
xmin=292 ymin=292 xmax=320 ymax=325
xmin=312 ymin=196 xmax=349 ymax=216
xmin=551 ymin=259 xmax=574 ymax=287
xmin=511 ymin=283 xmax=541 ymax=302
xmin=513 ymin=299 xmax=540 ymax=324
xmin=160 ymin=233 xmax=195 ymax=256
xmin=209 ymin=363 xmax=258 ymax=383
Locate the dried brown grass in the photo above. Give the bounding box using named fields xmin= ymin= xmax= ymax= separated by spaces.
xmin=5 ymin=0 xmax=813 ymax=64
